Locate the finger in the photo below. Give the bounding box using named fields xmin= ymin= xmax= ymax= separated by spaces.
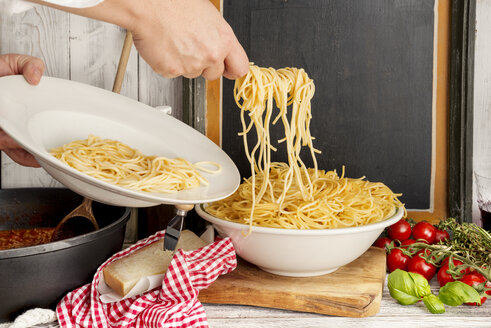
xmin=202 ymin=61 xmax=225 ymax=81
xmin=3 ymin=149 xmax=40 ymax=168
xmin=14 ymin=54 xmax=45 ymax=85
xmin=223 ymin=38 xmax=249 ymax=80
xmin=0 ymin=130 xmax=39 ymax=167
xmin=0 ymin=55 xmax=14 ymax=77
xmin=155 ymin=64 xmax=181 ymax=79
xmin=183 ymin=69 xmax=204 ymax=79
xmin=157 ymin=67 xmax=180 ymax=79
xmin=0 ymin=129 xmax=23 ymax=149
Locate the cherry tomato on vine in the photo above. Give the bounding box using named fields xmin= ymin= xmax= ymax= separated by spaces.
xmin=374 ymin=237 xmax=391 ymax=249
xmin=437 ymin=258 xmax=469 ymax=287
xmin=441 ymin=258 xmax=469 ymax=274
xmin=407 ymin=254 xmax=436 ymax=281
xmin=412 ymin=222 xmax=436 ymax=244
xmin=440 ymin=258 xmax=470 ymax=280
xmin=387 ymin=248 xmax=410 ymax=272
xmin=461 ymin=273 xmax=488 ymax=306
xmin=400 ymin=239 xmax=417 ymax=248
xmin=416 ymin=249 xmax=438 ymax=262
xmin=387 ymin=219 xmax=412 ymax=241
xmin=437 ymin=264 xmax=456 ymax=287
xmin=434 ymin=229 xmax=450 ymax=243
xmin=441 ymin=257 xmax=458 ymax=267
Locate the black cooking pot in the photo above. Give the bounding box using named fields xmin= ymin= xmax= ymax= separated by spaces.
xmin=0 ymin=188 xmax=131 ymax=322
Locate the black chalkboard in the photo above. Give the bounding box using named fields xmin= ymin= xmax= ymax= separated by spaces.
xmin=222 ymin=0 xmax=435 ymax=210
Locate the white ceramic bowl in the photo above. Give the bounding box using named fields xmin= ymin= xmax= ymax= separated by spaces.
xmin=195 ymin=204 xmax=404 ymax=277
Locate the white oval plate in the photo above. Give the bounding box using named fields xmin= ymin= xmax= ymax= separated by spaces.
xmin=0 ymin=76 xmax=240 ymax=207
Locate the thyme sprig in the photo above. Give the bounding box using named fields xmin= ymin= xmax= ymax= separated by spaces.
xmin=436 ymin=218 xmax=491 ymax=267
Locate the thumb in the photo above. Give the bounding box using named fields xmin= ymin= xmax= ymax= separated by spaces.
xmin=15 ymin=54 xmax=45 ymax=85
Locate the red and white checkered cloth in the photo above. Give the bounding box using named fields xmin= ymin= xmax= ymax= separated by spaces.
xmin=56 ymin=230 xmax=236 ymax=328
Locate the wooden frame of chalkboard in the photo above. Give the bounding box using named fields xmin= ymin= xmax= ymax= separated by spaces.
xmin=185 ymin=0 xmax=474 ymax=224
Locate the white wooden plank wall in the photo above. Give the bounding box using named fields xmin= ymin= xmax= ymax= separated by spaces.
xmin=69 ymin=16 xmax=138 ymax=99
xmin=139 ymin=57 xmax=183 ymax=121
xmin=0 ymin=3 xmax=182 ymax=188
xmin=473 ymin=0 xmax=491 ymax=225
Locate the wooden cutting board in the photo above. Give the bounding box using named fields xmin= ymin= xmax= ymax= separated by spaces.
xmin=199 ymin=246 xmax=386 ymax=318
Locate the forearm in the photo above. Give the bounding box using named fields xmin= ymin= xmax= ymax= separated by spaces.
xmin=27 ymin=0 xmax=141 ymax=31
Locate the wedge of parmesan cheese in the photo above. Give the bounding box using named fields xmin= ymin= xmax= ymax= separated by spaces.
xmin=103 ymin=230 xmax=206 ymax=297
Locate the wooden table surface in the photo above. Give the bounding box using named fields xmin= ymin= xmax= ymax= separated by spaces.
xmin=202 ymin=275 xmax=490 ymax=328
xmin=5 ymin=275 xmax=488 ymax=328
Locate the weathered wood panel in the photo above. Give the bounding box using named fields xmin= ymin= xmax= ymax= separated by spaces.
xmin=4 ymin=273 xmax=490 ymax=327
xmin=473 ymin=0 xmax=491 ymax=226
xmin=69 ymin=16 xmax=138 ymax=100
xmin=203 ymin=274 xmax=490 ymax=327
xmin=138 ymin=58 xmax=183 ymax=121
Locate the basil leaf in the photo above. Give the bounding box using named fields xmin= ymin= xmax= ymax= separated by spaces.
xmin=423 ymin=294 xmax=446 ymax=314
xmin=407 ymin=271 xmax=432 ymax=297
xmin=387 ymin=269 xmax=430 ymax=305
xmin=438 ymin=281 xmax=482 ymax=306
xmin=389 ymin=287 xmax=421 ymax=305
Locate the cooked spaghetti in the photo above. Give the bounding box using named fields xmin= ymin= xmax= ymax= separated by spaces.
xmin=50 ymin=135 xmax=221 ymax=193
xmin=205 ymin=64 xmax=404 ymax=229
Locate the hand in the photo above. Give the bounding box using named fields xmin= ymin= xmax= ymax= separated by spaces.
xmin=29 ymin=0 xmax=249 ymax=80
xmin=0 ymin=54 xmax=44 ymax=167
xmin=130 ymin=0 xmax=249 ymax=80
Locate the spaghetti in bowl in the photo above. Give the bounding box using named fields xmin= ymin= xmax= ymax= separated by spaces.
xmin=195 ymin=64 xmax=406 ymax=276
xmin=196 ymin=204 xmax=404 ymax=277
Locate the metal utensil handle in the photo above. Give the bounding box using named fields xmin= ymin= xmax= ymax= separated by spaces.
xmin=175 ymin=204 xmax=194 ymax=212
xmin=175 ymin=204 xmax=193 ymax=217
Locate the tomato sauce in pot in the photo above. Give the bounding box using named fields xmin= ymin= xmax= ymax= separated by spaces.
xmin=0 ymin=228 xmax=55 ymax=250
